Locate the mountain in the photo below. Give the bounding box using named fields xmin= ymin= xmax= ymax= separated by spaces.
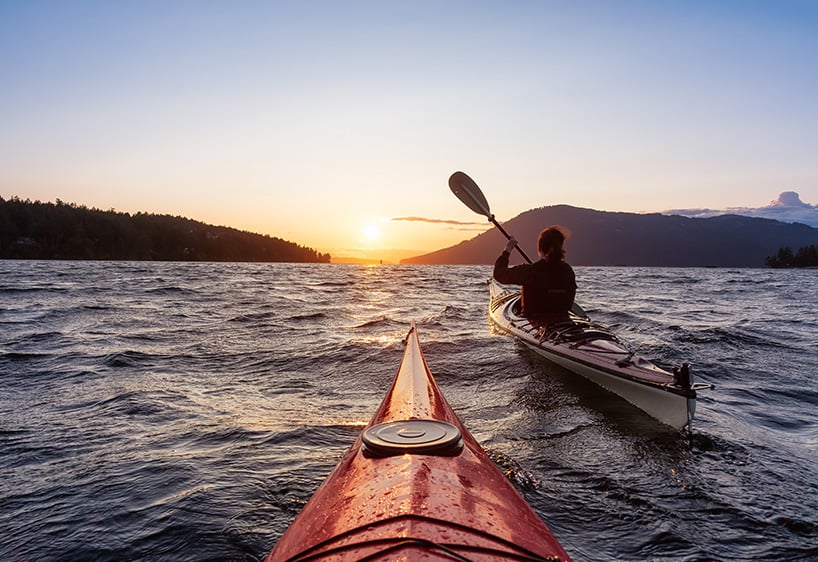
xmin=401 ymin=205 xmax=818 ymax=267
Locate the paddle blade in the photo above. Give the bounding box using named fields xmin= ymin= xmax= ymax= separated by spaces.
xmin=449 ymin=171 xmax=492 ymax=218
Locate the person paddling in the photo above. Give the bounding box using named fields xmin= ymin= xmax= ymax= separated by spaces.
xmin=493 ymin=226 xmax=577 ymax=323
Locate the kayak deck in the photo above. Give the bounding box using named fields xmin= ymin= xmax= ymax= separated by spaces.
xmin=266 ymin=323 xmax=570 ymax=561
xmin=280 ymin=515 xmax=562 ymax=561
xmin=489 ymin=278 xmax=710 ymax=430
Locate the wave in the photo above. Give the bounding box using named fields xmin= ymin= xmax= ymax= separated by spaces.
xmin=0 ymin=350 xmax=53 ymax=362
xmin=103 ymin=350 xmax=164 ymax=368
xmin=228 ymin=310 xmax=279 ymax=324
xmin=350 ymin=316 xmax=397 ymax=329
xmin=3 ymin=262 xmax=817 ymax=561
xmin=286 ymin=312 xmax=327 ymax=322
xmin=144 ymin=286 xmax=201 ymax=295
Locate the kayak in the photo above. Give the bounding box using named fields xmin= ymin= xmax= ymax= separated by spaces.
xmin=489 ymin=278 xmax=711 ymax=430
xmin=266 ymin=322 xmax=571 ymax=561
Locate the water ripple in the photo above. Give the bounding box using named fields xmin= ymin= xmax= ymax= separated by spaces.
xmin=0 ymin=261 xmax=816 ymax=561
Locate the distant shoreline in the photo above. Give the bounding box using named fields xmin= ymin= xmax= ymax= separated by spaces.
xmin=3 ymin=257 xmax=801 ymax=270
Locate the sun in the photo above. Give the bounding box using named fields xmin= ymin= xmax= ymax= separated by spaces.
xmin=362 ymin=222 xmax=381 ymax=243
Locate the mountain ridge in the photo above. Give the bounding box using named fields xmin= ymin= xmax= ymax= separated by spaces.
xmin=401 ymin=205 xmax=818 ymax=267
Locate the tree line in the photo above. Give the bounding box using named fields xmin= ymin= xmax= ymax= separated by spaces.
xmin=0 ymin=197 xmax=331 ymax=263
xmin=765 ymin=245 xmax=818 ymax=268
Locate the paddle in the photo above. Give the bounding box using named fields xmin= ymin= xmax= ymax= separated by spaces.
xmin=448 ymin=171 xmax=589 ymax=319
xmin=448 ymin=171 xmax=534 ymax=264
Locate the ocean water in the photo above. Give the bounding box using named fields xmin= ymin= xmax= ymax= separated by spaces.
xmin=1 ymin=260 xmax=816 ymax=561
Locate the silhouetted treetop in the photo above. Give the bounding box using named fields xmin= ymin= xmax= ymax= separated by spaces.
xmin=766 ymin=245 xmax=818 ymax=268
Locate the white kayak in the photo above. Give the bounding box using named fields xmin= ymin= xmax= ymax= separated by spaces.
xmin=488 ymin=278 xmax=711 ymax=430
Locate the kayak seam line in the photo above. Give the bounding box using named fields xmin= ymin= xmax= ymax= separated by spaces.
xmin=283 ymin=513 xmax=563 ymax=562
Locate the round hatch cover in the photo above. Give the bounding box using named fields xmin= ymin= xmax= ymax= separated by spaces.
xmin=362 ymin=420 xmax=463 ymax=457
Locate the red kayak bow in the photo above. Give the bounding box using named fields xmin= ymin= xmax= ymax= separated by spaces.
xmin=266 ymin=322 xmax=571 ymax=561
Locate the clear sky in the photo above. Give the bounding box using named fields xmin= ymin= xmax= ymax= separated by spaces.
xmin=2 ymin=0 xmax=817 ymax=262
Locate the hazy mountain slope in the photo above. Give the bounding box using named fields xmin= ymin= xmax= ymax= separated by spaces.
xmin=401 ymin=205 xmax=818 ymax=267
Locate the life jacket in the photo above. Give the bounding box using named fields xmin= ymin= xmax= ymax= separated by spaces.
xmin=520 ymin=260 xmax=576 ymax=317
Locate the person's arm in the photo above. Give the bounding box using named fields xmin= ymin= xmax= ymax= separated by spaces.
xmin=493 ymin=238 xmax=523 ymax=284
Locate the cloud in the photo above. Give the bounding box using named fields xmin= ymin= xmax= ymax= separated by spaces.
xmin=771 ymin=191 xmax=812 ymax=208
xmin=391 ymin=216 xmax=490 ymax=230
xmin=665 ymin=192 xmax=818 ymax=228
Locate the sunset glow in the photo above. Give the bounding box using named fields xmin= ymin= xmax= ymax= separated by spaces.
xmin=1 ymin=2 xmax=816 ymax=263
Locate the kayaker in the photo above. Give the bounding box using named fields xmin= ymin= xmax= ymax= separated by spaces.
xmin=493 ymin=226 xmax=577 ymax=322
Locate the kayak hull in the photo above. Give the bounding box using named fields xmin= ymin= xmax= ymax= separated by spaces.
xmin=488 ymin=278 xmax=698 ymax=430
xmin=266 ymin=323 xmax=570 ymax=561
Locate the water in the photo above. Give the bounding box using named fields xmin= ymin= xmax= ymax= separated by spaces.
xmin=1 ymin=261 xmax=816 ymax=561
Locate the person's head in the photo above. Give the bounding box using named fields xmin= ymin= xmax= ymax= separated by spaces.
xmin=538 ymin=226 xmax=569 ymax=262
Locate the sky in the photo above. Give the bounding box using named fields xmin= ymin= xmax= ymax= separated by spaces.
xmin=1 ymin=0 xmax=817 ymax=262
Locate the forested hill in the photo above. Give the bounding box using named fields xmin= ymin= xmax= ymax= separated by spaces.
xmin=402 ymin=204 xmax=818 ymax=267
xmin=0 ymin=197 xmax=330 ymax=263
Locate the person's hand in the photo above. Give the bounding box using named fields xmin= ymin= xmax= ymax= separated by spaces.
xmin=504 ymin=238 xmax=518 ymax=254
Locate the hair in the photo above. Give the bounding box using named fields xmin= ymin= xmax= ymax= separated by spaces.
xmin=538 ymin=226 xmax=569 ymax=263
